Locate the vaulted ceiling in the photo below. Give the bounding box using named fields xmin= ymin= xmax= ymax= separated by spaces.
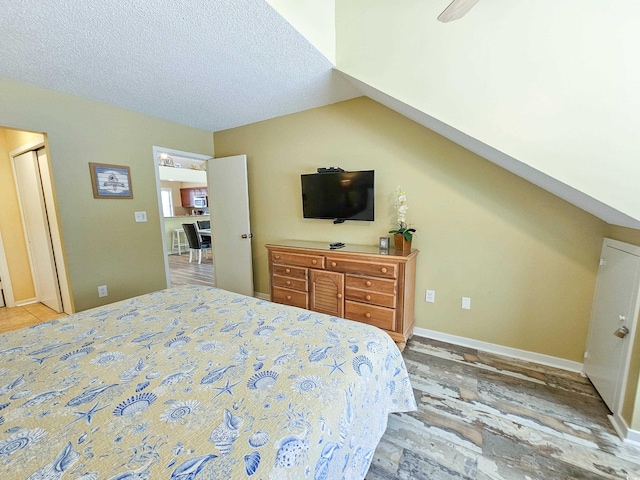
xmin=1 ymin=0 xmax=638 ymax=228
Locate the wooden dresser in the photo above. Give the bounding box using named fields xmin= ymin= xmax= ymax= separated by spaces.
xmin=266 ymin=241 xmax=418 ymax=347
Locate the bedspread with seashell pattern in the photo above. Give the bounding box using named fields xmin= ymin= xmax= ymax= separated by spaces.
xmin=0 ymin=285 xmax=416 ymax=479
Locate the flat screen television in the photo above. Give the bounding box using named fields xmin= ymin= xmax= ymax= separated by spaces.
xmin=301 ymin=170 xmax=374 ymax=222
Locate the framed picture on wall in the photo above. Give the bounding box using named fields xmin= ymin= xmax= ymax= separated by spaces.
xmin=89 ymin=163 xmax=133 ymax=199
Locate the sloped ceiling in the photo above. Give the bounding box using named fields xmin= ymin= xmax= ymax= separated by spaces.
xmin=332 ymin=0 xmax=640 ymax=228
xmin=0 ymin=0 xmax=358 ymax=132
xmin=2 ymin=0 xmax=638 ymax=228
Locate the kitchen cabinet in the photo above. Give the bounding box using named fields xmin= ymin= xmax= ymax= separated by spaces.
xmin=266 ymin=241 xmax=418 ymax=348
xmin=180 ymin=188 xmax=208 ymax=207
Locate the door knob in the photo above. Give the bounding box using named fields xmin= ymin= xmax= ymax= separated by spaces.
xmin=614 ymin=326 xmax=630 ymax=338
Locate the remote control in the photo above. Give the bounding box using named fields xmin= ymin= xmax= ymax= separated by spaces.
xmin=330 ymin=242 xmax=344 ymax=247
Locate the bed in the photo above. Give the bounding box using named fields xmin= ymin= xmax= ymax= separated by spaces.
xmin=0 ymin=285 xmax=416 ymax=479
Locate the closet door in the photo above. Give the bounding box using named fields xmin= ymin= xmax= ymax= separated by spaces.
xmin=584 ymin=238 xmax=640 ymax=413
xmin=13 ymin=150 xmax=62 ymax=312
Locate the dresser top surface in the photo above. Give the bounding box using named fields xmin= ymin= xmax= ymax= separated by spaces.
xmin=266 ymin=240 xmax=418 ymax=258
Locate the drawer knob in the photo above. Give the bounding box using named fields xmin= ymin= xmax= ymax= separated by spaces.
xmin=312 ymin=259 xmax=317 ymax=264
xmin=365 ymin=312 xmax=371 ymax=318
xmin=365 ymin=294 xmax=371 ymax=301
xmin=381 ymin=267 xmax=388 ymax=274
xmin=366 ymin=280 xmax=372 ymax=287
xmin=337 ymin=293 xmax=342 ymax=299
xmin=275 ymin=255 xmax=280 ymax=259
xmin=286 ymin=295 xmax=292 ymax=300
xmin=285 ymin=268 xmax=291 ymax=274
xmin=331 ymin=262 xmax=337 ymax=267
xmin=286 ymin=280 xmax=291 ymax=286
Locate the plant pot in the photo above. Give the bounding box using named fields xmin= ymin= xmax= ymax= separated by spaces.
xmin=394 ymin=233 xmax=412 ymax=253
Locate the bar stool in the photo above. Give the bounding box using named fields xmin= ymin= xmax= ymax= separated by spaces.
xmin=172 ymin=228 xmax=189 ymax=255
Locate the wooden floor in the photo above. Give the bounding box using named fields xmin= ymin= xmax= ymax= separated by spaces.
xmin=0 ymin=302 xmax=66 ymax=334
xmin=168 ymin=251 xmax=216 ymax=287
xmin=369 ymin=336 xmax=640 ymax=480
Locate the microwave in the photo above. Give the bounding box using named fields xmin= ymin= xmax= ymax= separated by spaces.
xmin=193 ymin=196 xmax=207 ymax=208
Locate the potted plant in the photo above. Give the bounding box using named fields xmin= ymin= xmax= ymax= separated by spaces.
xmin=388 ymin=186 xmax=416 ymax=252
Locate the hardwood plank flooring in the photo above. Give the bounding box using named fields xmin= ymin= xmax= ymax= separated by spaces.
xmin=168 ymin=252 xmax=216 ymax=287
xmin=369 ymin=336 xmax=640 ymax=480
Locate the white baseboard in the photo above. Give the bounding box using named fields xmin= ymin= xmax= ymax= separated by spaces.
xmin=15 ymin=298 xmax=37 ymax=307
xmin=254 ymin=292 xmax=270 ymax=301
xmin=413 ymin=327 xmax=583 ymax=373
xmin=610 ymin=413 xmax=640 ymax=446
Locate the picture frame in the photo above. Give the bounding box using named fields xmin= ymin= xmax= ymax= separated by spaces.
xmin=89 ymin=163 xmax=133 ymax=199
xmin=379 ymin=236 xmax=390 ymax=250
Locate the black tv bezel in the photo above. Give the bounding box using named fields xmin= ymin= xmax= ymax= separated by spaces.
xmin=300 ymin=170 xmax=375 ymax=223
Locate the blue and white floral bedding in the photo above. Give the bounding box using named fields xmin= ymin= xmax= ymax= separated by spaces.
xmin=0 ymin=285 xmax=416 ymax=479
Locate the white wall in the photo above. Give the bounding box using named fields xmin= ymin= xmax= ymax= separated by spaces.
xmin=334 ymin=0 xmax=640 ymax=223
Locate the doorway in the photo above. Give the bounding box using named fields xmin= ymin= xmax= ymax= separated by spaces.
xmin=0 ymin=128 xmax=72 ymax=313
xmin=152 ymin=146 xmax=214 ymax=288
xmin=152 ymin=148 xmax=255 ymax=296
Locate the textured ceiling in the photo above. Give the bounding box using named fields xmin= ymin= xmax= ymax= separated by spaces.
xmin=0 ymin=0 xmax=359 ymax=132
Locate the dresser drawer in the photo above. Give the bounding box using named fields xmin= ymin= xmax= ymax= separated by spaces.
xmin=273 ymin=264 xmax=307 ymax=280
xmin=345 ymin=274 xmax=396 ymax=294
xmin=345 ymin=287 xmax=396 ymax=308
xmin=272 ymin=286 xmax=308 ymax=309
xmin=326 ymin=257 xmax=397 ymax=279
xmin=271 ymin=251 xmax=324 ymax=268
xmin=273 ymin=274 xmax=307 ymax=292
xmin=345 ymin=301 xmax=396 ymax=331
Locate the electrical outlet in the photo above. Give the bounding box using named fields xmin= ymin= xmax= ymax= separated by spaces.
xmin=98 ymin=285 xmax=108 ymax=297
xmin=426 ymin=290 xmax=435 ymax=303
xmin=134 ymin=211 xmax=147 ymax=222
xmin=462 ymin=297 xmax=471 ymax=310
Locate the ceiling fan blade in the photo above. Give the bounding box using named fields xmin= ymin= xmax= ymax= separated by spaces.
xmin=437 ymin=0 xmax=480 ymax=23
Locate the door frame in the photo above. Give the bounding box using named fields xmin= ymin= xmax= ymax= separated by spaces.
xmin=152 ymin=146 xmax=213 ymax=288
xmin=0 ymin=229 xmax=15 ymax=307
xmin=585 ymin=238 xmax=640 ymax=418
xmin=9 ymin=140 xmax=73 ymax=313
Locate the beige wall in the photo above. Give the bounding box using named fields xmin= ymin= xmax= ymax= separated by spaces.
xmin=0 ymin=78 xmax=214 ymax=311
xmin=4 ymin=129 xmax=45 ymax=152
xmin=214 ymin=96 xmax=606 ymax=363
xmin=0 ymin=128 xmax=36 ymax=301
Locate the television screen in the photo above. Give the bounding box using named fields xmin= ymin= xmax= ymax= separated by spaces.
xmin=301 ymin=170 xmax=374 ymax=221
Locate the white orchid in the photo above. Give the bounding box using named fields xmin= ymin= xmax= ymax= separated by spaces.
xmin=389 ymin=185 xmax=416 ymax=241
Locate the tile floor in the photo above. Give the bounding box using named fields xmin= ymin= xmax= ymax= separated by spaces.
xmin=0 ymin=302 xmax=66 ymax=334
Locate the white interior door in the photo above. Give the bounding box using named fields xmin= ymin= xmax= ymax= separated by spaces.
xmin=13 ymin=151 xmax=63 ymax=312
xmin=584 ymin=238 xmax=640 ymax=413
xmin=207 ymin=154 xmax=254 ymax=296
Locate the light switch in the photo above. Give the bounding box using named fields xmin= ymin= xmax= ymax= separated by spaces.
xmin=426 ymin=290 xmax=435 ymax=303
xmin=135 ymin=211 xmax=147 ymax=222
xmin=462 ymin=297 xmax=471 ymax=310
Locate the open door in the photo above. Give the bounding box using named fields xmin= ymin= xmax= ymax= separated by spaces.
xmin=207 ymin=155 xmax=254 ymax=297
xmin=584 ymin=238 xmax=640 ymax=414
